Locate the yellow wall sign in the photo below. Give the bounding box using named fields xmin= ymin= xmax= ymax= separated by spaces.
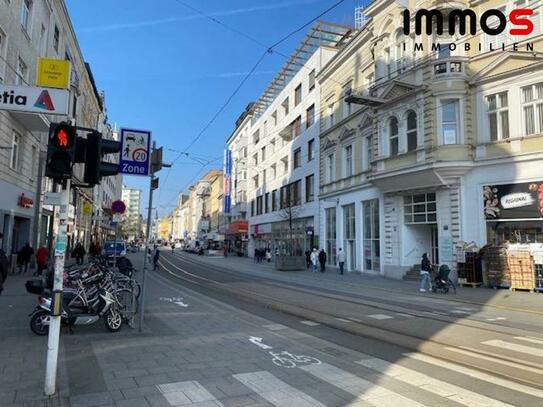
xmin=83 ymin=202 xmax=93 ymax=215
xmin=36 ymin=58 xmax=71 ymax=89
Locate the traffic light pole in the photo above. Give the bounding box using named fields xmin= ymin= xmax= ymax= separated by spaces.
xmin=44 ymin=179 xmax=71 ymax=396
xmin=138 ymin=142 xmax=156 ymax=332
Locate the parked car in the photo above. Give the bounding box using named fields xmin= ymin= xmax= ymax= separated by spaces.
xmin=103 ymin=241 xmax=127 ymax=258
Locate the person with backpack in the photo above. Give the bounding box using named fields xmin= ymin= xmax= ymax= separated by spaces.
xmin=310 ymin=248 xmax=319 ymax=273
xmin=18 ymin=243 xmax=34 ymax=274
xmin=153 ymin=245 xmax=160 ymax=271
xmin=337 ymin=248 xmax=346 ymax=275
xmin=35 ymin=246 xmax=48 ymax=276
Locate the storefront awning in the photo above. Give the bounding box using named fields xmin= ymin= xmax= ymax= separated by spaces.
xmin=10 ymin=111 xmax=50 ymax=132
xmin=370 ymin=168 xmax=447 ymax=193
xmin=228 ymin=220 xmax=248 ymax=235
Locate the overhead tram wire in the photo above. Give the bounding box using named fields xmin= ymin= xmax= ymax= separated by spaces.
xmin=159 ymin=0 xmax=349 ymax=204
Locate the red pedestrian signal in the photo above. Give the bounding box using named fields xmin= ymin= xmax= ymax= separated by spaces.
xmin=56 ymin=129 xmax=69 ymax=148
xmin=45 ymin=123 xmax=77 ymax=180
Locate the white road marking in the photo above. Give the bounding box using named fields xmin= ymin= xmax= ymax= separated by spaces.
xmin=248 ymin=336 xmax=273 ymax=350
xmin=486 ymin=317 xmax=507 ymax=321
xmin=157 ymin=380 xmax=225 ymax=406
xmin=445 ymin=346 xmax=543 ymax=376
xmin=482 ymin=339 xmax=543 ymax=358
xmin=450 ymin=310 xmax=470 ymax=315
xmin=173 ymin=301 xmax=188 ymax=308
xmin=515 ymin=336 xmax=543 ymax=345
xmin=300 ymin=362 xmax=427 ymax=406
xmin=405 ymin=352 xmax=543 ymax=399
xmin=263 ymin=323 xmax=288 ymax=331
xmin=368 ymin=314 xmax=394 ymax=320
xmin=233 ymin=371 xmax=325 ymax=407
xmin=396 ymin=313 xmax=414 ymax=318
xmin=349 ymin=317 xmax=363 ymax=322
xmin=335 ymin=317 xmax=352 ymax=323
xmin=300 ymin=320 xmax=320 ymax=326
xmin=456 ymin=307 xmax=477 ymax=311
xmin=357 ymin=358 xmax=514 ymax=407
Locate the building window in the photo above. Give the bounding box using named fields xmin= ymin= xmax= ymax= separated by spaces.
xmin=21 ymin=0 xmax=31 ymax=33
xmin=16 ymin=58 xmax=27 ymax=85
xmin=0 ymin=28 xmax=6 ymax=83
xmin=53 ymin=25 xmax=59 ymax=52
xmin=292 ymin=116 xmax=302 ymax=138
xmin=270 ymin=138 xmax=275 ymax=153
xmin=385 ymin=48 xmax=391 ymax=78
xmin=272 ymin=111 xmax=277 ymax=126
xmin=404 ymin=193 xmax=437 ymax=224
xmin=294 ymin=83 xmax=302 ymax=106
xmin=256 ymin=196 xmax=263 ymax=215
xmin=272 ymin=190 xmax=277 ymax=211
xmin=389 ymin=117 xmax=399 ymax=156
xmin=308 ymin=69 xmax=315 ymax=91
xmin=253 ymin=174 xmax=259 ymax=189
xmin=441 ymin=99 xmax=459 ymax=144
xmin=306 ymin=104 xmax=315 ymax=128
xmin=362 ymin=135 xmax=371 ymax=171
xmin=293 ymin=148 xmax=301 ymax=169
xmin=39 ymin=24 xmax=46 ymax=56
xmin=261 ymin=146 xmax=266 ymax=162
xmin=487 ymin=92 xmax=509 ymax=141
xmin=253 ymin=153 xmax=258 ymax=166
xmin=363 ymin=199 xmax=380 ymax=272
xmin=265 ymin=193 xmax=269 ymax=213
xmin=262 ymin=169 xmax=266 ymax=184
xmin=305 ymin=174 xmax=314 ymax=202
xmin=290 ymin=180 xmax=301 ymax=205
xmin=282 ymin=97 xmax=289 ymax=116
xmin=280 ymin=185 xmax=288 ymax=209
xmin=271 ymin=163 xmax=276 ymax=180
xmin=344 ymin=145 xmax=353 ymax=177
xmin=326 ymin=153 xmax=335 ymax=183
xmin=10 ymin=132 xmax=20 ymax=170
xmin=521 ymin=83 xmax=543 ymax=136
xmin=328 ymin=104 xmax=335 ymax=127
xmin=307 ymin=139 xmax=315 ymax=161
xmin=31 ymin=145 xmax=37 ymax=178
xmin=325 ymin=208 xmax=337 ymax=265
xmin=253 ymin=130 xmax=260 ymax=145
xmin=406 ymin=111 xmax=418 ymax=151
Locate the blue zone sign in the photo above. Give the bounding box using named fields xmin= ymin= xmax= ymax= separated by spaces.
xmin=119 ymin=128 xmax=151 ymax=176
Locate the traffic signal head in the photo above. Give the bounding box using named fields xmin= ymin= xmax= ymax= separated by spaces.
xmin=83 ymin=132 xmax=121 ymax=186
xmin=45 ymin=122 xmax=77 ymax=180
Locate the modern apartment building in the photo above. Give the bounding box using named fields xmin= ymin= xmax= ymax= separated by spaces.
xmin=121 ymin=185 xmax=141 ymax=241
xmin=245 ymin=22 xmax=355 ymax=257
xmin=318 ymin=0 xmax=543 ymax=278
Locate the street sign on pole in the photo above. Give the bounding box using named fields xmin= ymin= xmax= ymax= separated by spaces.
xmin=119 ymin=128 xmax=151 ymax=176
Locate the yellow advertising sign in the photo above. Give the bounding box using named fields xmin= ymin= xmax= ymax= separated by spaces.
xmin=83 ymin=202 xmax=93 ymax=215
xmin=36 ymin=58 xmax=71 ymax=89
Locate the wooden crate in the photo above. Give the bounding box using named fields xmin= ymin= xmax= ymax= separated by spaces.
xmin=508 ymin=250 xmax=535 ymax=291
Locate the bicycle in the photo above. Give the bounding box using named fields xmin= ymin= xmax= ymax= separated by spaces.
xmin=268 ymin=351 xmax=321 ymax=368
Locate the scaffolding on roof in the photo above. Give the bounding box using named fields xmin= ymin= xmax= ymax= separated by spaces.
xmin=252 ymin=21 xmax=355 ymax=120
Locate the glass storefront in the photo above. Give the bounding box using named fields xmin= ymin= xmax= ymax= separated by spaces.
xmin=325 ymin=207 xmax=337 ymax=265
xmin=254 ymin=217 xmax=314 ymax=256
xmin=343 ymin=204 xmax=356 ymax=271
xmin=363 ymin=199 xmax=380 ymax=272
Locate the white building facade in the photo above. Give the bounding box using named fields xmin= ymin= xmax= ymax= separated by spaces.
xmin=121 ymin=185 xmax=141 ymax=241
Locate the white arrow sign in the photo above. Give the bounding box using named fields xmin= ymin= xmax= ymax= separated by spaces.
xmin=249 ymin=336 xmax=273 ymax=350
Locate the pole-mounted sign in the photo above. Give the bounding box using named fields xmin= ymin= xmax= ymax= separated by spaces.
xmin=119 ymin=128 xmax=151 ymax=176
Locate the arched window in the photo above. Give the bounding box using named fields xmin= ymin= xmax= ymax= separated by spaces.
xmin=389 ymin=117 xmax=399 ymax=156
xmin=407 ymin=111 xmax=417 ymax=151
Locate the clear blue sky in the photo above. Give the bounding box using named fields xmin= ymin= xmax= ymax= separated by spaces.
xmin=65 ymin=0 xmax=361 ymax=218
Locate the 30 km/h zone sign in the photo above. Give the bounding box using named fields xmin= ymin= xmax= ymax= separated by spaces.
xmin=119 ymin=128 xmax=151 ymax=176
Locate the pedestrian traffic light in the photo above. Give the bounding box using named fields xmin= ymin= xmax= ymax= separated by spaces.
xmin=83 ymin=132 xmax=121 ymax=186
xmin=45 ymin=122 xmax=77 ymax=180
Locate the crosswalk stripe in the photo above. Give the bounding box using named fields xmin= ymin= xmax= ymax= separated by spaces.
xmin=514 ymin=336 xmax=543 ymax=346
xmin=300 ymin=320 xmax=320 ymax=326
xmin=482 ymin=339 xmax=543 ymax=358
xmin=357 ymin=358 xmax=514 ymax=407
xmin=299 ymin=362 xmax=427 ymax=406
xmin=335 ymin=317 xmax=352 ymax=323
xmin=405 ymin=352 xmax=543 ymax=399
xmin=233 ymin=371 xmax=325 ymax=407
xmin=445 ymin=346 xmax=543 ymax=376
xmin=157 ymin=380 xmax=225 ymax=406
xmin=263 ymin=323 xmax=288 ymax=331
xmin=367 ymin=314 xmax=393 ymax=320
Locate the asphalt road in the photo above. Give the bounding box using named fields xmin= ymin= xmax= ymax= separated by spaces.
xmin=144 ymin=249 xmax=543 ymax=406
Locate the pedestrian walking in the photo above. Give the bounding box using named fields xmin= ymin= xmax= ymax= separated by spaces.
xmin=153 ymin=245 xmax=160 ymax=271
xmin=0 ymin=233 xmax=8 ymax=295
xmin=318 ymin=249 xmax=327 ymax=273
xmin=337 ymin=248 xmax=345 ymax=275
xmin=305 ymin=249 xmax=311 ymax=269
xmin=266 ymin=249 xmax=272 ymax=263
xmin=420 ymin=253 xmax=432 ymax=292
xmin=254 ymin=248 xmax=258 ymax=263
xmin=171 ymin=243 xmax=175 ymax=254
xmin=18 ymin=243 xmax=34 ymax=274
xmin=310 ymin=248 xmax=319 ymax=273
xmin=73 ymin=242 xmax=85 ymax=265
xmin=35 ymin=246 xmax=48 ymax=276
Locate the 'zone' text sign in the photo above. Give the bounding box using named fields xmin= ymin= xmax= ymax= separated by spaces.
xmin=119 ymin=128 xmax=151 ymax=176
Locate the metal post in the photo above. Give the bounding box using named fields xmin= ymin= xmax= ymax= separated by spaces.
xmin=44 ymin=179 xmax=70 ymax=396
xmin=138 ymin=142 xmax=155 ymax=332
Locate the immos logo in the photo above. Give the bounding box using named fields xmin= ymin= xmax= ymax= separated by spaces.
xmin=403 ymin=8 xmax=535 ymax=52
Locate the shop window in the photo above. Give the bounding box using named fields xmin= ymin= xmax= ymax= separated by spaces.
xmin=389 ymin=117 xmax=399 ymax=156
xmin=344 ymin=204 xmax=356 ymax=271
xmin=406 ymin=111 xmax=417 ymax=151
xmin=521 ymin=82 xmax=543 ymax=136
xmin=487 ymin=92 xmax=509 ymax=141
xmin=325 ymin=207 xmax=337 ymax=265
xmin=404 ymin=193 xmax=437 ymax=224
xmin=363 ymin=199 xmax=380 ymax=272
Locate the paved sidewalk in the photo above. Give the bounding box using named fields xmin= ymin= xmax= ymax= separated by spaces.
xmin=176 ymin=251 xmax=543 ymax=313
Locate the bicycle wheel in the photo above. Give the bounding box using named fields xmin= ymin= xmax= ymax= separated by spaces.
xmin=271 ymin=358 xmax=296 ymax=368
xmin=296 ymin=355 xmax=321 ymax=365
xmin=115 ymin=288 xmax=138 ymax=315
